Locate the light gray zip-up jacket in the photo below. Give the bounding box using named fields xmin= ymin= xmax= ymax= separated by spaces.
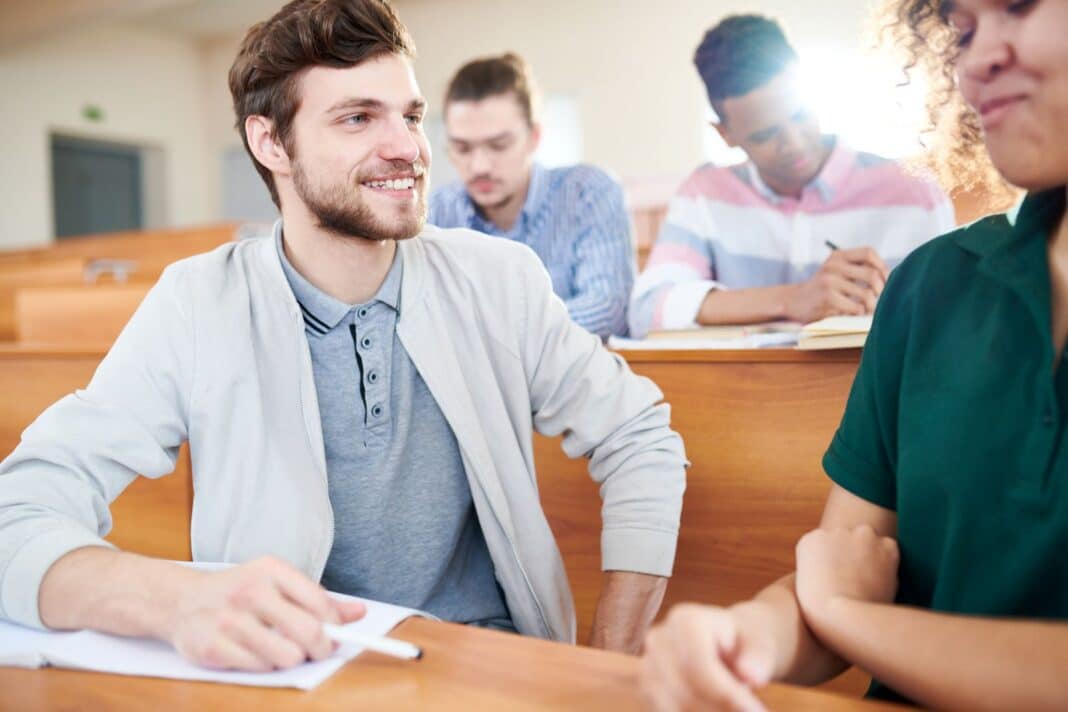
xmin=0 ymin=223 xmax=687 ymax=641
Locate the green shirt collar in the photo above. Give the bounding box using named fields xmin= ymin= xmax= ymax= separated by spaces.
xmin=953 ymin=187 xmax=1065 ymax=259
xmin=952 ymin=187 xmax=1066 ymax=357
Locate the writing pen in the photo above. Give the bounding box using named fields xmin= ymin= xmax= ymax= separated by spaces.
xmin=323 ymin=623 xmax=424 ymax=661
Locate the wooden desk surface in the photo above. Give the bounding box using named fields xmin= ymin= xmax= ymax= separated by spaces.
xmin=0 ymin=618 xmax=902 ymax=711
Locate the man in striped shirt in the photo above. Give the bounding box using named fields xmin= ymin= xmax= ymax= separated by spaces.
xmin=629 ymin=15 xmax=955 ymax=338
xmin=429 ymin=53 xmax=634 ymax=339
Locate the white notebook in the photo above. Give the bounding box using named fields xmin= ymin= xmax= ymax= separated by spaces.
xmin=0 ymin=563 xmax=427 ymax=690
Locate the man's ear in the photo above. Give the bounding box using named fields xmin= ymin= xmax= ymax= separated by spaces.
xmin=712 ymin=121 xmax=738 ymax=149
xmin=527 ymin=121 xmax=543 ymax=154
xmin=245 ymin=115 xmax=292 ymax=177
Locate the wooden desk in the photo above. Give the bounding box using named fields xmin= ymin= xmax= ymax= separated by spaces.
xmin=0 ymin=617 xmax=904 ymax=711
xmin=538 ymin=349 xmax=861 ymax=633
xmin=536 ymin=348 xmax=866 ymax=694
xmin=0 ymin=346 xmax=868 ymax=695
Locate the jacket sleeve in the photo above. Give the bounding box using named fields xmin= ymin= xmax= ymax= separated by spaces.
xmin=0 ymin=264 xmax=195 ymax=629
xmin=518 ymin=248 xmax=687 ymax=577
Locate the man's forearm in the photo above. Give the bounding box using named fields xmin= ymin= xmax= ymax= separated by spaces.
xmin=39 ymin=547 xmax=201 ymax=640
xmin=696 ymin=285 xmax=795 ymax=325
xmin=809 ymin=597 xmax=1068 ymax=710
xmin=588 ymin=571 xmax=667 ymax=653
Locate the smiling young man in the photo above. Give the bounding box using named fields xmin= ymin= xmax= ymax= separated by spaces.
xmin=628 ymin=15 xmax=956 ymax=337
xmin=0 ymin=0 xmax=685 ymax=671
xmin=428 ymin=53 xmax=634 ymax=339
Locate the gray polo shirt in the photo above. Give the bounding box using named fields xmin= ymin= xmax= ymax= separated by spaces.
xmin=276 ymin=234 xmax=511 ymax=628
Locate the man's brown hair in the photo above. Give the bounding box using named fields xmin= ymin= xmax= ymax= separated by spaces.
xmin=228 ymin=0 xmax=414 ymax=207
xmin=443 ymin=52 xmax=540 ymax=127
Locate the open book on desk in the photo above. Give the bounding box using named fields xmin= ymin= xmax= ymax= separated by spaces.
xmin=611 ymin=321 xmax=802 ymax=350
xmin=797 ymin=315 xmax=872 ymax=350
xmin=0 ymin=562 xmax=429 ymax=690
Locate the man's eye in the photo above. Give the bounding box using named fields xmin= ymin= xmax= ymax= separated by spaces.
xmin=343 ymin=114 xmax=368 ymax=125
xmin=405 ymin=114 xmax=423 ymax=126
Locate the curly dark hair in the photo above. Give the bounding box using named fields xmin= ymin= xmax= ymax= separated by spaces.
xmin=874 ymin=0 xmax=1011 ymax=199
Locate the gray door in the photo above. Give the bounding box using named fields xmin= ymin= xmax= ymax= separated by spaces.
xmin=52 ymin=135 xmax=143 ymax=239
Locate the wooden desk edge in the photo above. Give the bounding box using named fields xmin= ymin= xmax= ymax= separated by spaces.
xmin=0 ymin=344 xmax=863 ymax=364
xmin=0 ymin=343 xmax=111 ymax=358
xmin=615 ymin=348 xmax=862 ymax=364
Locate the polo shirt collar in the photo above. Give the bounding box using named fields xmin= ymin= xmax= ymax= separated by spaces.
xmin=961 ymin=188 xmax=1066 ymax=347
xmin=275 ymin=224 xmax=402 ymax=335
xmin=954 ymin=188 xmax=1065 ymax=259
xmin=744 ymin=136 xmax=843 ymax=206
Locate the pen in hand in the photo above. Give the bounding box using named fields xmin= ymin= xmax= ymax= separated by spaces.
xmin=323 ymin=623 xmax=424 ymax=661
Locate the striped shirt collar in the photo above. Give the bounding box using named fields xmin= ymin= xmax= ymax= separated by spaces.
xmin=743 ymin=137 xmax=847 ymax=206
xmin=274 ymin=224 xmax=402 ymax=336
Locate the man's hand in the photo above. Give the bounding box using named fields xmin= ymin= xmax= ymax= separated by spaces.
xmin=168 ymin=556 xmax=366 ymax=671
xmin=588 ymin=571 xmax=667 ymax=654
xmin=785 ymin=247 xmax=889 ymax=323
xmin=795 ymin=525 xmax=899 ymax=631
xmin=640 ymin=602 xmax=776 ymax=712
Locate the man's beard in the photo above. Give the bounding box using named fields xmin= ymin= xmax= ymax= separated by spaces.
xmin=292 ymin=159 xmax=427 ymax=242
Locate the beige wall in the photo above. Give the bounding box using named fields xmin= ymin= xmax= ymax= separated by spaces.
xmin=394 ymin=0 xmax=877 ymax=184
xmin=203 ymin=0 xmax=878 ymax=192
xmin=0 ymin=0 xmax=880 ymax=247
xmin=0 ymin=22 xmax=212 ymax=248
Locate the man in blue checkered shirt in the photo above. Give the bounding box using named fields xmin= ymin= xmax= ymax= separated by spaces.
xmin=428 ymin=53 xmax=634 ymax=339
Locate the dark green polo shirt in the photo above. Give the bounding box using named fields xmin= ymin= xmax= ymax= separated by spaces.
xmin=823 ymin=188 xmax=1068 ymax=704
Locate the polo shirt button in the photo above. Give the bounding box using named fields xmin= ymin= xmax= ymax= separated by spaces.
xmin=370 ymin=404 xmax=383 ymax=418
xmin=360 ymin=336 xmax=373 ymax=349
xmin=367 ymin=370 xmax=379 ymax=384
xmin=357 ymin=307 xmax=369 ymax=320
xmin=1043 ymin=411 xmax=1054 ymax=427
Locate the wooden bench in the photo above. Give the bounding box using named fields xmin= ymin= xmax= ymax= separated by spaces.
xmin=0 ymin=258 xmax=91 ymax=341
xmin=0 ymin=224 xmax=240 ymax=342
xmin=14 ymin=284 xmax=150 ymax=346
xmin=0 ymin=223 xmax=238 ymax=265
xmin=0 ymin=346 xmax=191 ymax=560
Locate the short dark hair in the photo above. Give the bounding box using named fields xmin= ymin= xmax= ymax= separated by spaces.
xmin=693 ymin=15 xmax=798 ymax=118
xmin=228 ymin=0 xmax=414 ymax=207
xmin=443 ymin=52 xmax=540 ymax=126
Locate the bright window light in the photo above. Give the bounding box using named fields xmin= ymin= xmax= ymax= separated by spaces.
xmin=703 ymin=46 xmax=930 ymax=165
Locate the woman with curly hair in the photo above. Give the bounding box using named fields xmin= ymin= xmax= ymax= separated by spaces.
xmin=639 ymin=1 xmax=1068 ymax=710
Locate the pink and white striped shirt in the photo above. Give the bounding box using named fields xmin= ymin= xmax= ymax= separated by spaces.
xmin=628 ymin=143 xmax=955 ymax=338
